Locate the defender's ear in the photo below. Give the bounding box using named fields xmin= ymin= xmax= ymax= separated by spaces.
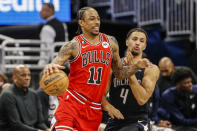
xmin=142 ymin=43 xmax=147 ymax=51
xmin=126 ymin=39 xmax=129 ymax=47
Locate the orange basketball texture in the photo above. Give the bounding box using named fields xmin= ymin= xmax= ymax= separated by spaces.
xmin=40 ymin=70 xmax=69 ymax=96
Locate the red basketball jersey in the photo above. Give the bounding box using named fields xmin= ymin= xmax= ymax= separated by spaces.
xmin=68 ymin=33 xmax=112 ymax=103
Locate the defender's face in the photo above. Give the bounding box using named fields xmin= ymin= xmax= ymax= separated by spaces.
xmin=13 ymin=67 xmax=31 ymax=88
xmin=79 ymin=8 xmax=100 ymax=36
xmin=126 ymin=32 xmax=146 ymax=56
xmin=178 ymin=77 xmax=193 ymax=92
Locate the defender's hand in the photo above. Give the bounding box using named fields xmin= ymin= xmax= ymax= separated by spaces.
xmin=123 ymin=50 xmax=134 ymax=66
xmin=104 ymin=104 xmax=124 ymax=120
xmin=135 ymin=58 xmax=152 ymax=69
xmin=44 ymin=63 xmax=65 ymax=75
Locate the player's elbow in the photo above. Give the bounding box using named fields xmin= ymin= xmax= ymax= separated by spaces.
xmin=136 ymin=98 xmax=148 ymax=106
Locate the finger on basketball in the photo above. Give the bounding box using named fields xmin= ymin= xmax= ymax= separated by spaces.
xmin=57 ymin=65 xmax=65 ymax=69
xmin=48 ymin=64 xmax=54 ymax=74
xmin=53 ymin=64 xmax=65 ymax=73
xmin=44 ymin=65 xmax=50 ymax=76
xmin=40 ymin=70 xmax=69 ymax=96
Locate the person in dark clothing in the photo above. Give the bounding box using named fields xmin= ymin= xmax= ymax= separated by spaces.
xmin=157 ymin=57 xmax=197 ymax=95
xmin=0 ymin=65 xmax=49 ymax=131
xmin=0 ymin=72 xmax=9 ymax=94
xmin=159 ymin=67 xmax=197 ymax=131
xmin=36 ymin=88 xmax=51 ymax=127
xmin=149 ymin=85 xmax=173 ymax=131
xmin=102 ymin=28 xmax=160 ymax=131
xmin=39 ymin=2 xmax=66 ymax=65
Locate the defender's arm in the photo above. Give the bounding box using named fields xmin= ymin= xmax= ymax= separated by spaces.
xmin=129 ymin=65 xmax=160 ymax=105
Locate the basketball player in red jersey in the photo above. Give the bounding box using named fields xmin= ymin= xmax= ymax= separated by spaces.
xmin=43 ymin=7 xmax=151 ymax=131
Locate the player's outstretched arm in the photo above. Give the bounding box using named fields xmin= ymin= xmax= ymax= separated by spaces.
xmin=44 ymin=39 xmax=78 ymax=75
xmin=101 ymin=69 xmax=124 ymax=120
xmin=109 ymin=36 xmax=150 ymax=79
xmin=129 ymin=64 xmax=160 ymax=105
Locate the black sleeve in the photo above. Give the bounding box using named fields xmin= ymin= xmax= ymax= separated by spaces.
xmin=35 ymin=92 xmax=49 ymax=129
xmin=36 ymin=88 xmax=50 ymax=127
xmin=2 ymin=93 xmax=38 ymax=131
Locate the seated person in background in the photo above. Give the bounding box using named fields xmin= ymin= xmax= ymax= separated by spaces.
xmin=0 ymin=65 xmax=49 ymax=131
xmin=159 ymin=67 xmax=197 ymax=131
xmin=149 ymin=85 xmax=173 ymax=131
xmin=0 ymin=72 xmax=9 ymax=94
xmin=36 ymin=87 xmax=59 ymax=128
xmin=157 ymin=57 xmax=197 ymax=95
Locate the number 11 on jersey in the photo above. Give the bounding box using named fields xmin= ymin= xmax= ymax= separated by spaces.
xmin=88 ymin=67 xmax=103 ymax=85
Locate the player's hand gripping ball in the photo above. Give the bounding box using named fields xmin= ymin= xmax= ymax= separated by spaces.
xmin=40 ymin=70 xmax=69 ymax=96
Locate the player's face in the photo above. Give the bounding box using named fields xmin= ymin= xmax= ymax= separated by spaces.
xmin=80 ymin=8 xmax=100 ymax=36
xmin=13 ymin=67 xmax=31 ymax=88
xmin=126 ymin=31 xmax=146 ymax=56
xmin=178 ymin=77 xmax=193 ymax=93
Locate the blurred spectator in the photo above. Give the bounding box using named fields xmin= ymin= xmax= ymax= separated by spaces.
xmin=1 ymin=83 xmax=11 ymax=92
xmin=0 ymin=72 xmax=9 ymax=94
xmin=0 ymin=65 xmax=49 ymax=131
xmin=157 ymin=57 xmax=197 ymax=95
xmin=149 ymin=86 xmax=174 ymax=131
xmin=159 ymin=67 xmax=197 ymax=131
xmin=36 ymin=88 xmax=59 ymax=128
xmin=39 ymin=3 xmax=66 ymax=65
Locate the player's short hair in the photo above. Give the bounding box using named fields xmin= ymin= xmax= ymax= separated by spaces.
xmin=171 ymin=67 xmax=192 ymax=84
xmin=76 ymin=7 xmax=93 ymax=35
xmin=126 ymin=28 xmax=148 ymax=43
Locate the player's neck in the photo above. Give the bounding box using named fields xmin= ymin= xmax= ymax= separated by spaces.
xmin=82 ymin=32 xmax=100 ymax=45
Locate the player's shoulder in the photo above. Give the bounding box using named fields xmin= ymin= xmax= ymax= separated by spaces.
xmin=146 ymin=63 xmax=159 ymax=70
xmin=145 ymin=64 xmax=160 ymax=76
xmin=61 ymin=38 xmax=79 ymax=50
xmin=67 ymin=37 xmax=78 ymax=45
xmin=106 ymin=35 xmax=118 ymax=44
xmin=106 ymin=35 xmax=119 ymax=52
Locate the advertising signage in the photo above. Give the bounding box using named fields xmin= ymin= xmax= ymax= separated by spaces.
xmin=0 ymin=0 xmax=71 ymax=25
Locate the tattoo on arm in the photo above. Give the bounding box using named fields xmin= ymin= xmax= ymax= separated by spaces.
xmin=112 ymin=59 xmax=139 ymax=79
xmin=109 ymin=35 xmax=140 ymax=79
xmin=52 ymin=42 xmax=77 ymax=65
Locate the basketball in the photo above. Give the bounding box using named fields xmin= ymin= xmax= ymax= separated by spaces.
xmin=40 ymin=70 xmax=69 ymax=96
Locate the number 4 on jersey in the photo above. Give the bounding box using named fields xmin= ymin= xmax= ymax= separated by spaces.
xmin=120 ymin=88 xmax=129 ymax=104
xmin=88 ymin=67 xmax=103 ymax=84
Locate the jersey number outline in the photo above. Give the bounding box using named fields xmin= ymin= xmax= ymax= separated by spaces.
xmin=120 ymin=88 xmax=129 ymax=104
xmin=88 ymin=67 xmax=103 ymax=84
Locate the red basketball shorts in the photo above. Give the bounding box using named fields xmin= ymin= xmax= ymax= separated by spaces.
xmin=50 ymin=89 xmax=103 ymax=131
